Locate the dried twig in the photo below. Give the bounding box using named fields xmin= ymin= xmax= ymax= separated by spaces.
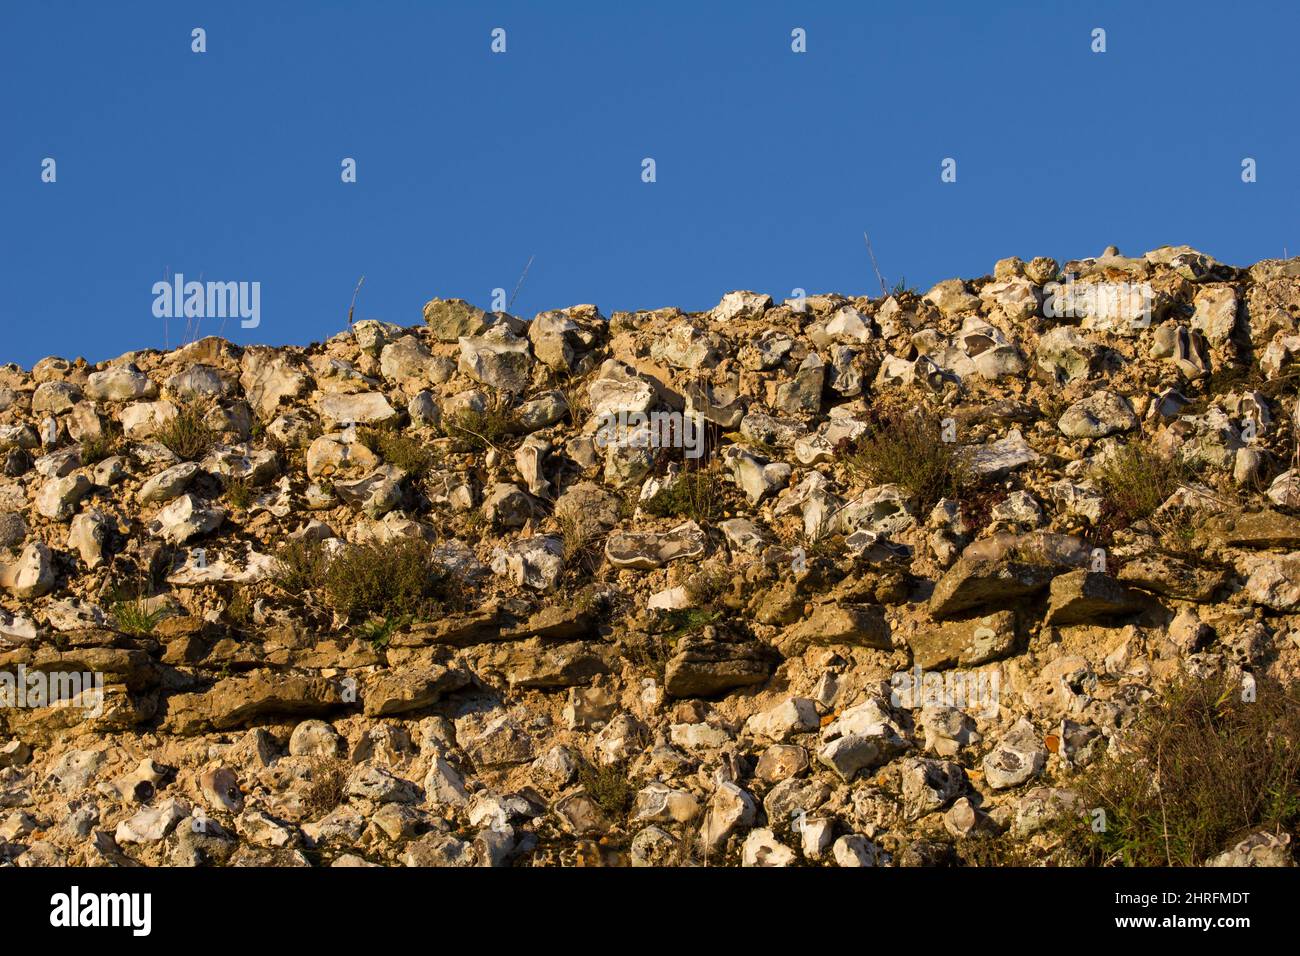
xmin=1156 ymin=749 xmax=1172 ymax=867
xmin=443 ymin=419 xmax=499 ymax=452
xmin=347 ymin=276 xmax=366 ymax=327
xmin=863 ymin=232 xmax=888 ymax=297
xmin=507 ymin=255 xmax=535 ymax=312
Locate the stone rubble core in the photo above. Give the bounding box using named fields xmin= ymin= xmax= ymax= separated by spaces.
xmin=1 ymin=244 xmax=1299 ymax=867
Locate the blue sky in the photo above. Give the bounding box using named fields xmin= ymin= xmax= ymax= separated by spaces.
xmin=3 ymin=0 xmax=1296 ymax=368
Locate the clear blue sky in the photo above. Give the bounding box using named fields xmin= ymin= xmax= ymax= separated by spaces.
xmin=3 ymin=0 xmax=1296 ymax=368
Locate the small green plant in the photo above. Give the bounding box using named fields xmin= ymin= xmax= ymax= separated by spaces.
xmin=641 ymin=465 xmax=724 ymax=523
xmin=844 ymin=404 xmax=969 ymax=513
xmin=684 ymin=564 xmax=734 ymax=607
xmin=109 ymin=586 xmax=167 ymax=636
xmin=156 ymin=402 xmax=217 ymax=460
xmin=1093 ymin=440 xmax=1187 ymax=526
xmin=320 ymin=538 xmax=449 ymax=623
xmin=577 ymin=761 xmax=634 ymax=819
xmin=548 ymin=367 xmax=589 ymax=426
xmin=440 ymin=401 xmax=519 ymax=452
xmin=1063 ymin=673 xmax=1300 ymax=867
xmin=1153 ymin=506 xmax=1204 ymax=553
xmin=621 ymin=632 xmax=675 ymax=682
xmin=657 ymin=607 xmax=722 ymax=638
xmin=273 ymin=538 xmax=332 ymax=595
xmin=459 ymin=507 xmax=488 ymax=538
xmin=354 ymin=613 xmax=411 ymax=649
xmin=79 ymin=430 xmax=120 ymax=465
xmin=571 ymin=584 xmax=603 ymax=618
xmin=358 ymin=426 xmax=436 ymax=477
xmin=225 ymin=477 xmax=255 ymax=511
xmin=555 ymin=508 xmax=604 ymax=575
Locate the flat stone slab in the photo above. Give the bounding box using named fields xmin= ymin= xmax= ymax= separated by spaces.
xmin=1117 ymin=553 xmax=1226 ymax=602
xmin=1212 ymin=510 xmax=1300 ymax=551
xmin=781 ymin=603 xmax=890 ymax=653
xmin=906 ymin=610 xmax=1018 ymax=669
xmin=929 ymin=557 xmax=1057 ymax=619
xmin=1044 ymin=570 xmax=1145 ymax=625
xmin=664 ymin=635 xmax=774 ymax=698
